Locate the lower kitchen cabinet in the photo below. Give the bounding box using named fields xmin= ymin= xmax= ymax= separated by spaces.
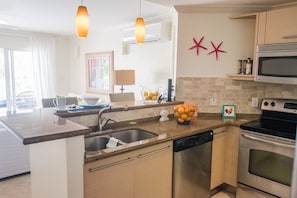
xmin=134 ymin=142 xmax=173 ymax=198
xmin=211 ymin=127 xmax=227 ymax=189
xmin=84 ymin=150 xmax=134 ymax=198
xmin=84 ymin=141 xmax=173 ymax=198
xmin=211 ymin=126 xmax=240 ymax=189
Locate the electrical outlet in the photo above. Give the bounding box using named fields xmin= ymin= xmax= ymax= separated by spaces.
xmin=210 ymin=98 xmax=217 ymax=106
xmin=251 ymin=97 xmax=258 ymax=107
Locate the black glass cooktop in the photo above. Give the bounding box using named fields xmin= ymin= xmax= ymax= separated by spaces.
xmin=240 ymin=119 xmax=296 ymax=140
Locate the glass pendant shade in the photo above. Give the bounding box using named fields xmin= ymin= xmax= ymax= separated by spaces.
xmin=135 ymin=17 xmax=145 ymax=44
xmin=76 ymin=5 xmax=89 ymax=38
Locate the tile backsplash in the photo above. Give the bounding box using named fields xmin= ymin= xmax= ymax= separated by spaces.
xmin=176 ymin=77 xmax=297 ymax=114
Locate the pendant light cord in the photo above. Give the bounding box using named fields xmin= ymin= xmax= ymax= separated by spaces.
xmin=139 ymin=0 xmax=142 ymax=17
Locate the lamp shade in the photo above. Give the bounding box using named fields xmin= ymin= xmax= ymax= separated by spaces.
xmin=135 ymin=17 xmax=145 ymax=44
xmin=76 ymin=5 xmax=89 ymax=38
xmin=113 ymin=70 xmax=135 ymax=85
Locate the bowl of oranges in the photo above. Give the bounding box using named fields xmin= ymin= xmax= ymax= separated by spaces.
xmin=141 ymin=88 xmax=159 ymax=104
xmin=173 ymin=104 xmax=197 ymax=125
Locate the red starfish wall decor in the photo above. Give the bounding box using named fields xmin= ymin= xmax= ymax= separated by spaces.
xmin=207 ymin=41 xmax=226 ymax=60
xmin=188 ymin=36 xmax=208 ymax=56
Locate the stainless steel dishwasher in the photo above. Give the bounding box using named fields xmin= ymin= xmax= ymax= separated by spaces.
xmin=173 ymin=130 xmax=213 ymax=198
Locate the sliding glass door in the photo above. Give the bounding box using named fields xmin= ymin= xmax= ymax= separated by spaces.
xmin=0 ymin=48 xmax=36 ymax=115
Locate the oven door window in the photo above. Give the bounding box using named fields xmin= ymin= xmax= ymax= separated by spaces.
xmin=249 ymin=149 xmax=293 ymax=186
xmin=258 ymin=56 xmax=297 ymax=77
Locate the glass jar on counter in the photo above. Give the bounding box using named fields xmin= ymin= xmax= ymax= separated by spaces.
xmin=237 ymin=60 xmax=243 ymax=74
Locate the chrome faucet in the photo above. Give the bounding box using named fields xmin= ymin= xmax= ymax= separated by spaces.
xmin=98 ymin=105 xmax=128 ymax=131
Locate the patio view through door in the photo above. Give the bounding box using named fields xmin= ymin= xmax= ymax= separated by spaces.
xmin=0 ymin=48 xmax=36 ymax=115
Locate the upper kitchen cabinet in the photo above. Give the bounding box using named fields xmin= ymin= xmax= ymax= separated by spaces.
xmin=258 ymin=6 xmax=297 ymax=44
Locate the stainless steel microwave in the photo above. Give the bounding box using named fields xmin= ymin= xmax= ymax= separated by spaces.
xmin=255 ymin=43 xmax=297 ymax=85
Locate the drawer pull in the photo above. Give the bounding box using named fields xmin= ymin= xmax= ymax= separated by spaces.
xmin=89 ymin=157 xmax=135 ymax=172
xmin=137 ymin=145 xmax=171 ymax=158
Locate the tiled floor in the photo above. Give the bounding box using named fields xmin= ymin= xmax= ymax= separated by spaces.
xmin=0 ymin=173 xmax=31 ymax=198
xmin=0 ymin=173 xmax=235 ymax=198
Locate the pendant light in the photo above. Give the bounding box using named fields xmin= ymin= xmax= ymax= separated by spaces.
xmin=135 ymin=0 xmax=145 ymax=44
xmin=76 ymin=0 xmax=89 ymax=38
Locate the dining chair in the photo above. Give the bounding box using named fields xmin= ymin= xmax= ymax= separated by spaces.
xmin=109 ymin=92 xmax=135 ymax=102
xmin=41 ymin=97 xmax=78 ymax=108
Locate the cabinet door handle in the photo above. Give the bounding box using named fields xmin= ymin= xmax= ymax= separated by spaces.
xmin=137 ymin=145 xmax=171 ymax=158
xmin=282 ymin=35 xmax=297 ymax=39
xmin=242 ymin=133 xmax=295 ymax=149
xmin=89 ymin=157 xmax=135 ymax=172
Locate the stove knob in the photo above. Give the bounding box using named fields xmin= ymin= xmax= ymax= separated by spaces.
xmin=271 ymin=102 xmax=275 ymax=107
xmin=263 ymin=101 xmax=269 ymax=106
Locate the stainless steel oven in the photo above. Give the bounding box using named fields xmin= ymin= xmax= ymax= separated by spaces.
xmin=237 ymin=98 xmax=297 ymax=198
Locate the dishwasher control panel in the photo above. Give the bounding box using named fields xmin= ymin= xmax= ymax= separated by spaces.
xmin=173 ymin=130 xmax=213 ymax=152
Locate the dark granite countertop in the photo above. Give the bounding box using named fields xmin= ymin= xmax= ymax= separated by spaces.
xmin=84 ymin=113 xmax=260 ymax=163
xmin=56 ymin=100 xmax=183 ymax=118
xmin=0 ymin=108 xmax=91 ymax=145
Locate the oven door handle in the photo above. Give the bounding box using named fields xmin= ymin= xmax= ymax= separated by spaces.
xmin=242 ymin=133 xmax=295 ymax=149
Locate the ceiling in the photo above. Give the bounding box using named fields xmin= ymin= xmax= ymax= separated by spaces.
xmin=0 ymin=0 xmax=296 ymax=36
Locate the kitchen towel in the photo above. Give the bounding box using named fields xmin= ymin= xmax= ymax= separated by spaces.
xmin=106 ymin=137 xmax=120 ymax=148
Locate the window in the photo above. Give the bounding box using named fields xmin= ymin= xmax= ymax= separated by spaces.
xmin=0 ymin=48 xmax=36 ymax=115
xmin=86 ymin=51 xmax=114 ymax=94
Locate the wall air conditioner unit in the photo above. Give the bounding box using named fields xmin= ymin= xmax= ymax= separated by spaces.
xmin=123 ymin=22 xmax=163 ymax=44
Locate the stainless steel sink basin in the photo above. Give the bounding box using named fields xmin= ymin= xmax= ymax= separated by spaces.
xmin=85 ymin=136 xmax=110 ymax=151
xmin=85 ymin=128 xmax=157 ymax=152
xmin=110 ymin=128 xmax=157 ymax=143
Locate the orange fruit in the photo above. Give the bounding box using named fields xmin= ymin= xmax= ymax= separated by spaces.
xmin=181 ymin=113 xmax=188 ymax=120
xmin=173 ymin=105 xmax=179 ymax=112
xmin=186 ymin=116 xmax=192 ymax=121
xmin=177 ymin=117 xmax=184 ymax=123
xmin=178 ymin=107 xmax=185 ymax=114
xmin=184 ymin=106 xmax=190 ymax=113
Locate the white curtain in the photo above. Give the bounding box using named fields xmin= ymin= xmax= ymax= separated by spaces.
xmin=31 ymin=35 xmax=56 ymax=107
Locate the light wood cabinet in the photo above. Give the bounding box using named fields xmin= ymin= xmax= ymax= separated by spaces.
xmin=263 ymin=6 xmax=297 ymax=44
xmin=84 ymin=150 xmax=134 ymax=198
xmin=211 ymin=127 xmax=227 ymax=189
xmin=134 ymin=142 xmax=173 ymax=198
xmin=211 ymin=126 xmax=240 ymax=189
xmin=228 ymin=13 xmax=258 ymax=81
xmin=224 ymin=126 xmax=240 ymax=186
xmin=84 ymin=141 xmax=173 ymax=198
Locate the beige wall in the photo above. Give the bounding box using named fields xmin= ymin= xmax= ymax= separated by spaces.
xmin=175 ymin=11 xmax=255 ymax=77
xmin=67 ymin=19 xmax=174 ymax=103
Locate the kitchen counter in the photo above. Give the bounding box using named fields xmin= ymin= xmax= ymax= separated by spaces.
xmin=0 ymin=108 xmax=91 ymax=145
xmin=56 ymin=100 xmax=183 ymax=118
xmin=0 ymin=104 xmax=259 ymax=198
xmin=84 ymin=114 xmax=259 ymax=163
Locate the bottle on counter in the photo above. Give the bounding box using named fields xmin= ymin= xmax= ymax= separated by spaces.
xmin=237 ymin=60 xmax=243 ymax=74
xmin=245 ymin=58 xmax=252 ymax=75
xmin=242 ymin=60 xmax=247 ymax=75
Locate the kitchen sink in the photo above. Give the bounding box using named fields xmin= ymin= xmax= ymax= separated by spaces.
xmin=85 ymin=136 xmax=110 ymax=151
xmin=85 ymin=135 xmax=125 ymax=151
xmin=110 ymin=128 xmax=158 ymax=143
xmin=85 ymin=128 xmax=158 ymax=152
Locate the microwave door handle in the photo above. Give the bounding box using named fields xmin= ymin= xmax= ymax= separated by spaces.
xmin=242 ymin=133 xmax=295 ymax=149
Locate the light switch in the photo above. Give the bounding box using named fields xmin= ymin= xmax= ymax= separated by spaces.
xmin=210 ymin=98 xmax=217 ymax=106
xmin=252 ymin=97 xmax=258 ymax=107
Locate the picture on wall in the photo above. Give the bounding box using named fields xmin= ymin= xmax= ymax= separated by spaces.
xmin=222 ymin=104 xmax=236 ymax=118
xmin=86 ymin=51 xmax=114 ymax=94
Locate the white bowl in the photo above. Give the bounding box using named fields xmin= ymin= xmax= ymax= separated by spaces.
xmin=83 ymin=97 xmax=99 ymax=105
